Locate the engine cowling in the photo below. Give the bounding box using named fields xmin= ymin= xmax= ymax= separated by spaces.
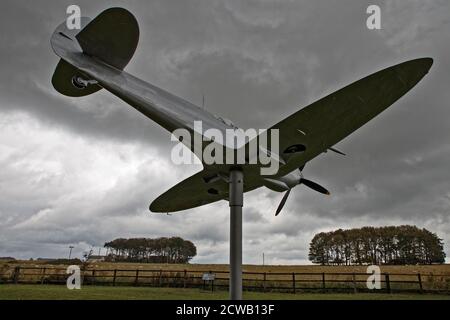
xmin=263 ymin=178 xmax=290 ymax=192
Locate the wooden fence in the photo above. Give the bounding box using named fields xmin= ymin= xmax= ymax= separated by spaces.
xmin=2 ymin=266 xmax=450 ymax=294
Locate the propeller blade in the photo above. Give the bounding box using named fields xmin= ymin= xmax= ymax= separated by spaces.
xmin=300 ymin=178 xmax=330 ymax=195
xmin=275 ymin=189 xmax=291 ymax=216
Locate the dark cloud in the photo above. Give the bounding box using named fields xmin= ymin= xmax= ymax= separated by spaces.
xmin=1 ymin=0 xmax=449 ymax=263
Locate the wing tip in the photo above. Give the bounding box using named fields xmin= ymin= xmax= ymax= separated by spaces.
xmin=150 ymin=200 xmax=177 ymax=213
xmin=149 ymin=201 xmax=162 ymax=213
xmin=408 ymin=57 xmax=434 ymax=74
xmin=418 ymin=57 xmax=433 ymax=71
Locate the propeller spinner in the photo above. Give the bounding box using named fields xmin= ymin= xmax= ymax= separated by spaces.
xmin=275 ymin=169 xmax=330 ymax=216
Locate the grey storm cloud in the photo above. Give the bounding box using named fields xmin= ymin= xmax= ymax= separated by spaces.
xmin=0 ymin=0 xmax=449 ymax=264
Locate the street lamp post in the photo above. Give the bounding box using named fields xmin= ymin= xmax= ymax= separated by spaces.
xmin=68 ymin=246 xmax=74 ymax=260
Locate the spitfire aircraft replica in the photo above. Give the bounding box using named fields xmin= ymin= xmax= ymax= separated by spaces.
xmin=51 ymin=8 xmax=432 ymax=299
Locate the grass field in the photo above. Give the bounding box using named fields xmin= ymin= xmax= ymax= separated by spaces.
xmin=1 ymin=285 xmax=449 ymax=300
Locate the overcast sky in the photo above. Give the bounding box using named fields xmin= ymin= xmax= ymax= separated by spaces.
xmin=0 ymin=0 xmax=449 ymax=264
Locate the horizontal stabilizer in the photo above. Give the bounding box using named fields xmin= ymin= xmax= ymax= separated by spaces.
xmin=52 ymin=59 xmax=102 ymax=97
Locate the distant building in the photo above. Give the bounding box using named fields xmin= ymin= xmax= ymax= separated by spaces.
xmin=87 ymin=255 xmax=105 ymax=263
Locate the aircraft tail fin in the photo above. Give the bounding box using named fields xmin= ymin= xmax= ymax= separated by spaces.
xmin=75 ymin=8 xmax=139 ymax=70
xmin=51 ymin=7 xmax=139 ymax=97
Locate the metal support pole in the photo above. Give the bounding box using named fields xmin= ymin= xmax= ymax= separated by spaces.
xmin=229 ymin=169 xmax=243 ymax=300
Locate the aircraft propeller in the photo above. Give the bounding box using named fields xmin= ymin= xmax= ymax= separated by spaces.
xmin=275 ymin=169 xmax=330 ymax=216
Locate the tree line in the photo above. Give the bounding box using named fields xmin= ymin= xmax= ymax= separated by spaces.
xmin=308 ymin=225 xmax=445 ymax=265
xmin=104 ymin=237 xmax=197 ymax=263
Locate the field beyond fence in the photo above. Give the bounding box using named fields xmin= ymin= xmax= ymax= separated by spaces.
xmin=1 ymin=262 xmax=450 ymax=294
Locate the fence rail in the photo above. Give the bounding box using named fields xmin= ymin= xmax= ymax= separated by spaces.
xmin=1 ymin=266 xmax=450 ymax=294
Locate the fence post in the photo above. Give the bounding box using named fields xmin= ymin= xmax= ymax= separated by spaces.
xmin=417 ymin=273 xmax=423 ymax=293
xmin=292 ymin=273 xmax=296 ymax=294
xmin=208 ymin=270 xmax=214 ymax=292
xmin=352 ymin=273 xmax=357 ymax=294
xmin=41 ymin=267 xmax=46 ymax=285
xmin=112 ymin=269 xmax=117 ymax=287
xmin=263 ymin=272 xmax=267 ymax=292
xmin=13 ymin=266 xmax=20 ymax=284
xmin=92 ymin=269 xmax=96 ymax=285
xmin=183 ymin=269 xmax=187 ymax=288
xmin=80 ymin=266 xmax=85 ymax=286
xmin=322 ymin=272 xmax=326 ymax=291
xmin=385 ymin=273 xmax=391 ymax=294
xmin=159 ymin=269 xmax=163 ymax=287
xmin=135 ymin=269 xmax=139 ymax=286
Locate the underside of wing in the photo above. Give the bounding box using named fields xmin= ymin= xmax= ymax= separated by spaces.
xmin=150 ymin=169 xmax=228 ymax=213
xmin=272 ymin=58 xmax=433 ymax=176
xmin=150 ymin=165 xmax=264 ymax=213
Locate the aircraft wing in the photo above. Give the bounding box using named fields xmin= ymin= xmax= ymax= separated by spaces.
xmin=150 ymin=168 xmax=228 ymax=212
xmin=270 ymin=58 xmax=433 ymax=176
xmin=150 ymin=165 xmax=264 ymax=212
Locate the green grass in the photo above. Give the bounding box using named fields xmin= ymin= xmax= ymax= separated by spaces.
xmin=1 ymin=285 xmax=449 ymax=300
